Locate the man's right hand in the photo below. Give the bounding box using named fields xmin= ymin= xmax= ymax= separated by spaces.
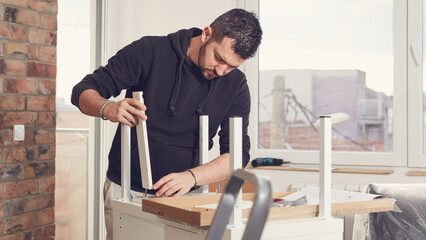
xmin=78 ymin=89 xmax=148 ymax=127
xmin=103 ymin=98 xmax=147 ymax=127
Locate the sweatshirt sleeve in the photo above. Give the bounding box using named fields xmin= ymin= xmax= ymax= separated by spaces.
xmin=218 ymin=79 xmax=251 ymax=167
xmin=71 ymin=37 xmax=153 ymax=109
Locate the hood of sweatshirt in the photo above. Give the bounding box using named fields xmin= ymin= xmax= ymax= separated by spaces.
xmin=166 ymin=28 xmax=214 ymax=117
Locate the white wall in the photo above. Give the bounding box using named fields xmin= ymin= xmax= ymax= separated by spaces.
xmin=105 ymin=0 xmax=241 ymax=58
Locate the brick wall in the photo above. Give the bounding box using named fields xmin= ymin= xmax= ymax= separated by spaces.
xmin=0 ymin=0 xmax=57 ymax=239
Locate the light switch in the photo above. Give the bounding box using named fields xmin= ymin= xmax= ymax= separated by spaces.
xmin=13 ymin=125 xmax=25 ymax=141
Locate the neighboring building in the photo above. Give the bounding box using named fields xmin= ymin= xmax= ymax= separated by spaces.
xmin=258 ymin=69 xmax=392 ymax=152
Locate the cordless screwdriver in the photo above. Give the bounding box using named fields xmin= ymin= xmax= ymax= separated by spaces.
xmin=251 ymin=157 xmax=287 ymax=167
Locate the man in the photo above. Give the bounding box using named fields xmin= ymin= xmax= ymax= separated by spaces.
xmin=71 ymin=8 xmax=262 ymax=239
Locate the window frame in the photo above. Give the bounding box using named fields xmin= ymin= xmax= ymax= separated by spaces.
xmin=408 ymin=0 xmax=426 ymax=167
xmin=245 ymin=0 xmax=409 ymax=167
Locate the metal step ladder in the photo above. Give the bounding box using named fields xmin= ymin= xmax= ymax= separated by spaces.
xmin=206 ymin=169 xmax=273 ymax=240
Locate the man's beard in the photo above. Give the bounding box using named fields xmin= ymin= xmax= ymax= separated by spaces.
xmin=198 ymin=40 xmax=217 ymax=80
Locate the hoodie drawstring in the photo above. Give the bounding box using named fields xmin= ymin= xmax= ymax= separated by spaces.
xmin=167 ymin=56 xmax=216 ymax=117
xmin=167 ymin=57 xmax=184 ymax=117
xmin=195 ymin=80 xmax=215 ymax=115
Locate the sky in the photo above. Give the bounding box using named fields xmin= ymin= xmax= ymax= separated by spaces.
xmin=259 ymin=0 xmax=395 ymax=96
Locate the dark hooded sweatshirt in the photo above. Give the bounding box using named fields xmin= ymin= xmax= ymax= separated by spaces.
xmin=71 ymin=28 xmax=251 ymax=192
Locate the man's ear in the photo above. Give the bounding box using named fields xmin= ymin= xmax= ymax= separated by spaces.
xmin=201 ymin=26 xmax=213 ymax=44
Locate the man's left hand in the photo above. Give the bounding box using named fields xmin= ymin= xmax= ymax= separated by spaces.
xmin=152 ymin=171 xmax=195 ymax=197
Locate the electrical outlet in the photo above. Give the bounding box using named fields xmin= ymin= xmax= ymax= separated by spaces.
xmin=13 ymin=125 xmax=25 ymax=141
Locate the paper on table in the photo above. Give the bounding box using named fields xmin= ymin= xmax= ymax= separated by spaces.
xmin=284 ymin=186 xmax=383 ymax=205
xmin=195 ymin=186 xmax=384 ymax=209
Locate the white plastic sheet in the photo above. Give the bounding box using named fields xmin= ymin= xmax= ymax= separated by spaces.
xmin=353 ymin=184 xmax=426 ymax=240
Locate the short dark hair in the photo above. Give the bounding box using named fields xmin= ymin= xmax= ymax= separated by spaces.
xmin=210 ymin=8 xmax=262 ymax=59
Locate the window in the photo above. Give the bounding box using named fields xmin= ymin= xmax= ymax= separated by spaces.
xmin=246 ymin=0 xmax=408 ymax=166
xmin=56 ymin=0 xmax=91 ymax=239
xmin=259 ymin=0 xmax=394 ymax=153
xmin=408 ymin=0 xmax=426 ymax=167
